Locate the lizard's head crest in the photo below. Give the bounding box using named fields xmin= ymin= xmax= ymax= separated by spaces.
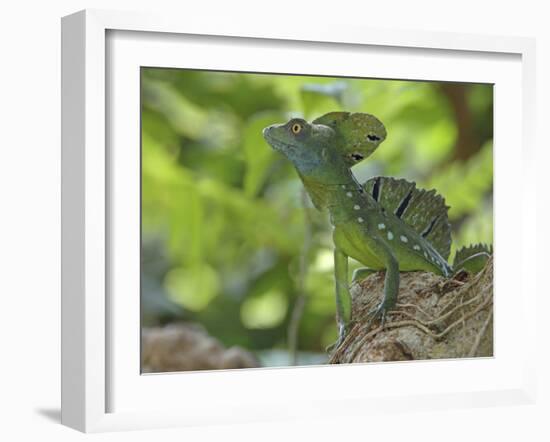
xmin=312 ymin=112 xmax=387 ymax=166
xmin=262 ymin=112 xmax=386 ymax=180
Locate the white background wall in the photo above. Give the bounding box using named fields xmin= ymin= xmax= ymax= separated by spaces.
xmin=0 ymin=1 xmax=548 ymax=440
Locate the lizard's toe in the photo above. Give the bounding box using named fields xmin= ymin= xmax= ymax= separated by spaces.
xmin=365 ymin=302 xmax=389 ymax=330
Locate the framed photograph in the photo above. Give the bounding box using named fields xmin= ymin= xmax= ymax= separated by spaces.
xmin=61 ymin=9 xmax=537 ymax=432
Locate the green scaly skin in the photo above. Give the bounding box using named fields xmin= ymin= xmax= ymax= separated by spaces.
xmin=263 ymin=112 xmax=489 ymax=350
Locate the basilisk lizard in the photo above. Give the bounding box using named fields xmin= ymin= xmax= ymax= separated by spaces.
xmin=263 ymin=112 xmax=491 ymax=349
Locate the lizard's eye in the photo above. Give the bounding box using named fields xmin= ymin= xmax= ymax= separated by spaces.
xmin=291 ymin=123 xmax=302 ymax=134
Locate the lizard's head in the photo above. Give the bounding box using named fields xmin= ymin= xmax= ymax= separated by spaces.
xmin=263 ymin=112 xmax=386 ymax=181
xmin=262 ymin=117 xmax=336 ymax=174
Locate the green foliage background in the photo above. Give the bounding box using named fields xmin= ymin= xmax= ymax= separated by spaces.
xmin=141 ymin=68 xmax=493 ymax=366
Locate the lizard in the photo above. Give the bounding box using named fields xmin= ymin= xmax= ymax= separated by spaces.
xmin=262 ymin=112 xmax=492 ymax=350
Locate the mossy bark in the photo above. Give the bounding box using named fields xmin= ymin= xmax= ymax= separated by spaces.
xmin=329 ymin=258 xmax=493 ymax=364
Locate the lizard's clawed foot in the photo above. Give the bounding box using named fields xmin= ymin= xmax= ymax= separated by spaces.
xmin=325 ymin=323 xmax=347 ymax=355
xmin=325 ymin=340 xmax=340 ymax=355
xmin=364 ymin=301 xmax=389 ymax=331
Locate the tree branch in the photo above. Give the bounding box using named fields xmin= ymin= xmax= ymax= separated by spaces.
xmin=330 ymin=258 xmax=493 ymax=364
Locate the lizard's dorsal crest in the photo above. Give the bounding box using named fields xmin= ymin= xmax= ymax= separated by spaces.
xmin=453 ymin=243 xmax=493 ymax=273
xmin=313 ymin=112 xmax=387 ymax=166
xmin=363 ymin=176 xmax=452 ymax=260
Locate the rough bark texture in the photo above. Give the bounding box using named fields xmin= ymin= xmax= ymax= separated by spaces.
xmin=142 ymin=323 xmax=260 ymax=372
xmin=330 ymin=258 xmax=493 ymax=364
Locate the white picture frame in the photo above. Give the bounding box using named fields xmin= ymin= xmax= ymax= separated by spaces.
xmin=61 ymin=9 xmax=537 ymax=433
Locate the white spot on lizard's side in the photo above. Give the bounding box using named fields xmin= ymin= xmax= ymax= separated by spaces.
xmin=346 ymin=192 xmax=353 ymax=197
xmin=354 ymin=205 xmax=360 ymax=210
xmin=400 ymin=235 xmax=408 ymax=243
xmin=341 ymin=185 xmax=346 ymax=189
xmin=413 ymin=245 xmax=421 ymax=251
xmin=424 ymin=252 xmax=428 ymax=258
xmin=387 ymin=231 xmax=394 ymax=240
xmin=357 ymin=217 xmax=364 ymax=223
xmin=378 ymin=223 xmax=385 ymax=230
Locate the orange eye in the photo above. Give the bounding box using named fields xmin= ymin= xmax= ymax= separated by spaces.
xmin=291 ymin=123 xmax=302 ymax=134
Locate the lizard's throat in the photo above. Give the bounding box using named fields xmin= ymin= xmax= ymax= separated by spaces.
xmin=298 ymin=173 xmax=362 ymax=211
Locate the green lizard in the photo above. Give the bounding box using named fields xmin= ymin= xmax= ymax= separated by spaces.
xmin=262 ymin=112 xmax=491 ymax=350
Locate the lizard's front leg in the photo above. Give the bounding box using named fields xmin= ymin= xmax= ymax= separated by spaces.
xmin=367 ymin=244 xmax=399 ymax=326
xmin=332 ymin=248 xmax=352 ymax=350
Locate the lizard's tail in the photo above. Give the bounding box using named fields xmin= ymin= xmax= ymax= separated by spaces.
xmin=452 ymin=243 xmax=492 ymax=275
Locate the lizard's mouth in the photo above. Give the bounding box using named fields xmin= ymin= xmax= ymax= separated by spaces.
xmin=262 ymin=127 xmax=298 ymax=154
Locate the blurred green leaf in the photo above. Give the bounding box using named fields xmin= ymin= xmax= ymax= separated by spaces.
xmin=243 ymin=112 xmax=285 ymax=197
xmin=426 ymin=140 xmax=493 ymax=220
xmin=241 ymin=289 xmax=288 ymax=329
xmin=142 ymin=78 xmax=208 ymax=139
xmin=165 ymin=264 xmax=220 ymax=311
